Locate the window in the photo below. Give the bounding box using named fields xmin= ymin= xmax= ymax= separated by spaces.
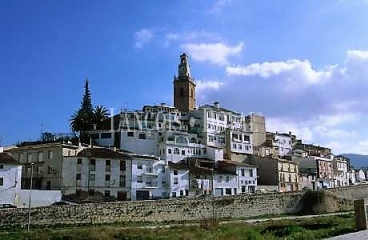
xmin=241 ymin=169 xmax=245 ymax=177
xmin=139 ymin=133 xmax=146 ymax=139
xmin=181 ymin=150 xmax=185 ymax=155
xmin=76 ymin=174 xmax=81 ymax=180
xmin=174 ymin=170 xmax=178 ymax=175
xmin=174 ymin=148 xmax=179 ymax=154
xmin=27 ymin=153 xmax=32 ymax=163
xmin=120 ymin=175 xmax=126 ymax=187
xmin=37 ymin=151 xmax=43 ymax=162
xmin=90 ymin=174 xmax=95 ymax=181
xmin=180 ymin=190 xmax=184 ymax=196
xmin=0 ymin=165 xmax=3 ymax=169
xmin=137 ymin=176 xmax=143 ymax=183
xmin=47 ymin=150 xmax=53 ymax=159
xmin=36 ymin=166 xmax=43 ymax=174
xmin=162 ymin=166 xmax=165 ymax=173
xmin=249 ymin=169 xmax=253 ymax=177
xmin=174 ymin=178 xmax=178 ymax=184
xmin=137 ymin=164 xmax=142 ymax=170
xmin=168 ymin=148 xmax=172 ymax=154
xmin=226 ymin=176 xmax=230 ymax=182
xmin=180 ymin=88 xmax=184 ymax=97
xmin=105 ymin=175 xmax=110 ymax=181
xmin=104 ymin=190 xmax=110 ymax=197
xmin=120 ymin=161 xmax=126 ymax=171
xmin=0 ymin=177 xmax=3 ymax=186
xmin=77 ymin=158 xmax=82 ymax=164
xmin=226 ymin=188 xmax=231 ymax=195
xmin=127 ymin=132 xmax=134 ymax=137
xmin=90 ymin=159 xmax=96 ymax=171
xmin=218 ymin=176 xmax=223 ymax=182
xmin=106 ymin=160 xmax=111 ymax=166
xmin=172 ymin=192 xmax=177 ymax=197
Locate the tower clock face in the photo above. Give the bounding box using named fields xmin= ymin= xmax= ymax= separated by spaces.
xmin=179 ymin=65 xmax=186 ymax=76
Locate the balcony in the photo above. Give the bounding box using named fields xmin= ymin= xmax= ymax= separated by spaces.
xmin=144 ymin=182 xmax=158 ymax=188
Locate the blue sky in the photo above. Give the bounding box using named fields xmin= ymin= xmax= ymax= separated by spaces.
xmin=1 ymin=0 xmax=368 ymax=154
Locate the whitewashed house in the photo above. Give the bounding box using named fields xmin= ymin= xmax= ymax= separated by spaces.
xmin=168 ymin=162 xmax=190 ymax=198
xmin=130 ymin=153 xmax=167 ymax=200
xmin=62 ymin=147 xmax=132 ymax=201
xmin=0 ymin=152 xmax=22 ymax=205
xmin=217 ymin=160 xmax=257 ymax=194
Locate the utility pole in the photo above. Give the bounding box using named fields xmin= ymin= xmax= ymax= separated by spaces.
xmin=27 ymin=163 xmax=34 ymax=232
xmin=211 ymin=168 xmax=215 ymax=220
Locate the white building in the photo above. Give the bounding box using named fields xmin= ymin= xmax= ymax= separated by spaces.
xmin=347 ymin=168 xmax=356 ymax=185
xmin=0 ymin=152 xmax=22 ymax=205
xmin=62 ymin=147 xmax=132 ymax=201
xmin=217 ymin=160 xmax=257 ymax=194
xmin=356 ymin=169 xmax=366 ymax=182
xmin=333 ymin=155 xmax=349 ymax=187
xmin=269 ymin=132 xmax=293 ymax=157
xmin=130 ymin=153 xmax=167 ymax=200
xmin=62 ymin=147 xmax=168 ymax=201
xmin=168 ymin=158 xmax=257 ymax=198
xmin=168 ymin=162 xmax=190 ymax=198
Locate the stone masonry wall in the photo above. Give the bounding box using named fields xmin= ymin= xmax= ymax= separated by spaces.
xmin=2 ymin=185 xmax=368 ymax=229
xmin=0 ymin=192 xmax=302 ymax=228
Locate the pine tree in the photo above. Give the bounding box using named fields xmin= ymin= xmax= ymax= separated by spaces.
xmin=81 ymin=78 xmax=94 ymax=117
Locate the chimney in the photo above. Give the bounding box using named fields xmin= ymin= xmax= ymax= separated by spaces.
xmin=0 ymin=147 xmax=3 ymax=153
xmin=214 ymin=101 xmax=220 ymax=109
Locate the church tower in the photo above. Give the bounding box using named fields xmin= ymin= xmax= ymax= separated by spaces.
xmin=173 ymin=53 xmax=196 ymax=112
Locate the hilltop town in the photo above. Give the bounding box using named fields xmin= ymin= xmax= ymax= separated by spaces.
xmin=0 ymin=54 xmax=366 ymax=205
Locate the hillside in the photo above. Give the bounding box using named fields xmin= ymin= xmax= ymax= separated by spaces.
xmin=342 ymin=154 xmax=368 ymax=169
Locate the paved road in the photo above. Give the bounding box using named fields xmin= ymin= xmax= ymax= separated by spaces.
xmin=327 ymin=230 xmax=368 ymax=240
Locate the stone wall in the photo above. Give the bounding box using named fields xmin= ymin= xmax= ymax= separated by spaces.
xmin=328 ymin=184 xmax=368 ymax=200
xmin=2 ymin=185 xmax=368 ymax=229
xmin=0 ymin=192 xmax=302 ymax=228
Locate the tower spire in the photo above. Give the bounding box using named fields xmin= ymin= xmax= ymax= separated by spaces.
xmin=173 ymin=54 xmax=196 ymax=112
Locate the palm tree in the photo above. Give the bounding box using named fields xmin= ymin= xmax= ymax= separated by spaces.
xmin=93 ymin=105 xmax=109 ymax=130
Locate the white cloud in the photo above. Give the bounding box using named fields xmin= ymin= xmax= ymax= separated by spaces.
xmin=226 ymin=59 xmax=335 ymax=85
xmin=346 ymin=50 xmax=368 ymax=61
xmin=266 ymin=118 xmax=314 ymax=142
xmin=314 ymin=125 xmax=356 ymax=138
xmin=209 ymin=0 xmax=231 ymax=14
xmin=134 ymin=28 xmax=154 ymax=49
xmin=181 ymin=42 xmax=243 ymax=65
xmin=196 ymin=80 xmax=224 ymax=91
xmin=317 ymin=114 xmax=358 ymax=127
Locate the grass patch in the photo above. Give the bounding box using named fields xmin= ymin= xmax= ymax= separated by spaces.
xmin=0 ymin=214 xmax=356 ymax=240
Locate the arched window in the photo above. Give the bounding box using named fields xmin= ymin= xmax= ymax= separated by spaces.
xmin=174 ymin=148 xmax=180 ymax=154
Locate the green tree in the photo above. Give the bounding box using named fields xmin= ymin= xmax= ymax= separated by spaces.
xmin=70 ymin=78 xmax=110 ymax=143
xmin=93 ymin=105 xmax=109 ymax=130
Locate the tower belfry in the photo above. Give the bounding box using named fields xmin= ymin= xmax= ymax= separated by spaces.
xmin=173 ymin=53 xmax=196 ymax=112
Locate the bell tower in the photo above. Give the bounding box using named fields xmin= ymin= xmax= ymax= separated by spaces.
xmin=173 ymin=53 xmax=196 ymax=112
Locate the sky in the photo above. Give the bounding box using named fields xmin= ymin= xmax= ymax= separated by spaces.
xmin=1 ymin=0 xmax=368 ymax=154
